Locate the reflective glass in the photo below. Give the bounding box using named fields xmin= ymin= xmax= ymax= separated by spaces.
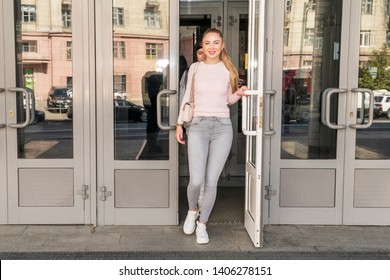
xmin=281 ymin=0 xmax=342 ymax=159
xmin=15 ymin=0 xmax=73 ymax=159
xmin=356 ymin=1 xmax=390 ymax=159
xmin=113 ymin=0 xmax=169 ymax=160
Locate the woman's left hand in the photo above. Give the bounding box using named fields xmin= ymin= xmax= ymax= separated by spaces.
xmin=236 ymin=86 xmax=249 ymax=96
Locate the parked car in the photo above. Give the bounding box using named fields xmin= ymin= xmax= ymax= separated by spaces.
xmin=115 ymin=99 xmax=147 ymax=122
xmin=374 ymin=92 xmax=390 ymax=119
xmin=47 ymin=87 xmax=72 ymax=112
xmin=67 ymin=100 xmax=147 ymax=123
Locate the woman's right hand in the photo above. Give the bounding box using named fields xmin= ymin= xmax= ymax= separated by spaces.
xmin=176 ymin=125 xmax=186 ymax=145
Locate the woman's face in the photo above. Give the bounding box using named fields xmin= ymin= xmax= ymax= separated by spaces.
xmin=196 ymin=48 xmax=205 ymax=62
xmin=202 ymin=32 xmax=224 ymax=62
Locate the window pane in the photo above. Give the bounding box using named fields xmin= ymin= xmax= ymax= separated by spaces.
xmin=113 ymin=0 xmax=169 ymax=160
xmin=15 ymin=0 xmax=73 ymax=159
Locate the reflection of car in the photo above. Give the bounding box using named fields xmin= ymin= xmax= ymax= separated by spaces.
xmin=114 ymin=89 xmax=127 ymax=100
xmin=67 ymin=100 xmax=147 ymax=123
xmin=32 ymin=110 xmax=46 ymax=124
xmin=66 ymin=105 xmax=73 ymax=119
xmin=115 ymin=100 xmax=147 ymax=122
xmin=374 ymin=94 xmax=390 ymax=119
xmin=47 ymin=87 xmax=72 ymax=112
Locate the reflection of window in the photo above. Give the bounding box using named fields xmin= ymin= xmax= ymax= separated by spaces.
xmin=113 ymin=7 xmax=124 ymax=26
xmin=114 ymin=75 xmax=126 ymax=92
xmin=146 ymin=43 xmax=163 ymax=59
xmin=144 ymin=9 xmax=161 ymax=28
xmin=113 ymin=41 xmax=126 ymax=58
xmin=67 ymin=77 xmax=73 ymax=88
xmin=360 ymin=31 xmax=372 ymax=47
xmin=22 ymin=41 xmax=37 ymax=52
xmin=304 ymin=28 xmax=314 ymax=46
xmin=62 ymin=4 xmax=72 ymax=28
xmin=21 ymin=5 xmax=36 ymax=23
xmin=315 ymin=37 xmax=323 ymax=49
xmin=67 ymin=42 xmax=72 ymax=60
xmin=361 ymin=0 xmax=373 ymax=15
xmin=284 ymin=28 xmax=289 ymax=46
xmin=285 ymin=0 xmax=292 ymax=13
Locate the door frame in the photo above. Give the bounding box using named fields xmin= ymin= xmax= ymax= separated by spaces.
xmin=1 ymin=0 xmax=91 ymax=224
xmin=96 ymin=0 xmax=180 ymax=225
xmin=0 ymin=0 xmax=7 ymax=224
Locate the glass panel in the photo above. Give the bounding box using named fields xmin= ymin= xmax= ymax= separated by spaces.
xmin=356 ymin=1 xmax=390 ymax=160
xmin=281 ymin=0 xmax=342 ymax=159
xmin=113 ymin=0 xmax=169 ymax=160
xmin=15 ymin=0 xmax=73 ymax=159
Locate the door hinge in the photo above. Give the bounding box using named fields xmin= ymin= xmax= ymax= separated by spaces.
xmin=265 ymin=185 xmax=277 ymax=200
xmin=100 ymin=186 xmax=112 ymax=201
xmin=77 ymin=185 xmax=89 ymax=200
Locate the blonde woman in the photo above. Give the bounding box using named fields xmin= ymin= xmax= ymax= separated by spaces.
xmin=176 ymin=28 xmax=248 ymax=244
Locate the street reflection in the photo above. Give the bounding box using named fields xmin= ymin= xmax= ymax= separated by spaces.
xmin=281 ymin=0 xmax=390 ymax=159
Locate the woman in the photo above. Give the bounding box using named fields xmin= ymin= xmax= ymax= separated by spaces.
xmin=176 ymin=28 xmax=248 ymax=244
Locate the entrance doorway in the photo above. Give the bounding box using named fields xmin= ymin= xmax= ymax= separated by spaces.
xmin=178 ymin=0 xmax=249 ymax=224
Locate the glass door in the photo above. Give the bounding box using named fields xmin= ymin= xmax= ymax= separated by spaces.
xmin=96 ymin=0 xmax=180 ymax=225
xmin=242 ymin=0 xmax=267 ymax=247
xmin=1 ymin=0 xmax=90 ymax=224
xmin=343 ymin=0 xmax=390 ymax=224
xmin=268 ymin=0 xmax=390 ymax=225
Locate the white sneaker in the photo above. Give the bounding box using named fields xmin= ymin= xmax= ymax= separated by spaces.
xmin=183 ymin=210 xmax=198 ymax=234
xmin=195 ymin=222 xmax=209 ymax=244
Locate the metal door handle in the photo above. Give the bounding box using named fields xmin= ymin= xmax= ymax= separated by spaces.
xmin=321 ymin=88 xmax=348 ymax=129
xmin=242 ymin=90 xmax=260 ymax=136
xmin=8 ymin=87 xmax=31 ymax=128
xmin=156 ymin=89 xmax=177 ymax=130
xmin=265 ymin=89 xmax=276 ymax=136
xmin=349 ymin=88 xmax=374 ymax=129
xmin=0 ymin=88 xmax=5 ymax=128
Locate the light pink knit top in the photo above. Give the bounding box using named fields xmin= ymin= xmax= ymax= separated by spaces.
xmin=177 ymin=61 xmax=241 ymax=124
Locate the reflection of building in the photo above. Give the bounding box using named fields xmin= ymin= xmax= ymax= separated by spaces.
xmin=20 ymin=0 xmax=169 ymax=105
xmin=284 ymin=0 xmax=390 ymax=72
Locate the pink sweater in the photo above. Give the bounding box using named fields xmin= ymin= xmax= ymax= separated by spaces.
xmin=177 ymin=61 xmax=241 ymax=124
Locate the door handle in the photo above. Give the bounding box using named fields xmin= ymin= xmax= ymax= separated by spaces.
xmin=156 ymin=89 xmax=177 ymax=130
xmin=265 ymin=89 xmax=276 ymax=136
xmin=349 ymin=88 xmax=374 ymax=129
xmin=0 ymin=88 xmax=5 ymax=128
xmin=321 ymin=88 xmax=348 ymax=129
xmin=242 ymin=90 xmax=260 ymax=136
xmin=8 ymin=87 xmax=32 ymax=128
xmin=27 ymin=88 xmax=36 ymax=125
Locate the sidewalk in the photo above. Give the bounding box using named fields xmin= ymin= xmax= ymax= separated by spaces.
xmin=1 ymin=224 xmax=390 ymax=259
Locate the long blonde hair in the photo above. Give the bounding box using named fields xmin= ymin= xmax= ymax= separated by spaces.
xmin=202 ymin=28 xmax=239 ymax=92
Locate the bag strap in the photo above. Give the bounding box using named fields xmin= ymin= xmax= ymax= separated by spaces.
xmin=189 ymin=62 xmax=199 ymax=103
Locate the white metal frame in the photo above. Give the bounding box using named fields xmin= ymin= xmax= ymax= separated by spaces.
xmin=2 ymin=0 xmax=89 ymax=224
xmin=0 ymin=0 xmax=7 ymax=224
xmin=96 ymin=0 xmax=180 ymax=225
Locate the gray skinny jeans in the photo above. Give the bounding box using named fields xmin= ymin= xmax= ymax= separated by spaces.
xmin=186 ymin=116 xmax=233 ymax=222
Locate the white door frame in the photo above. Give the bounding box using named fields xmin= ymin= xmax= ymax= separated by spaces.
xmin=96 ymin=0 xmax=180 ymax=225
xmin=1 ymin=0 xmax=91 ymax=224
xmin=0 ymin=0 xmax=7 ymax=224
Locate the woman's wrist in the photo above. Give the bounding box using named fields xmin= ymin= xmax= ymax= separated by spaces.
xmin=176 ymin=123 xmax=183 ymax=128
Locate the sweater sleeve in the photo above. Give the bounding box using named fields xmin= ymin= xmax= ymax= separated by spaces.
xmin=227 ymin=84 xmax=241 ymax=105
